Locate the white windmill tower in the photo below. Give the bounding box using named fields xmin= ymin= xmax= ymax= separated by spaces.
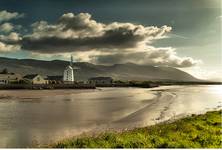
xmin=63 ymin=55 xmax=78 ymax=83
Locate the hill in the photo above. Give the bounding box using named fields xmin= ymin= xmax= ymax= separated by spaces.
xmin=0 ymin=57 xmax=199 ymax=81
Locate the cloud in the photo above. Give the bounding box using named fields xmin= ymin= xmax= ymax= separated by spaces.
xmin=0 ymin=22 xmax=22 ymax=33
xmin=0 ymin=41 xmax=20 ymax=52
xmin=30 ymin=50 xmax=110 ymax=62
xmin=89 ymin=46 xmax=201 ymax=67
xmin=0 ymin=11 xmax=200 ymax=68
xmin=0 ymin=10 xmax=24 ymax=52
xmin=0 ymin=23 xmax=14 ymax=32
xmin=21 ymin=12 xmax=172 ymax=53
xmin=0 ymin=32 xmax=22 ymax=43
xmin=58 ymin=13 xmax=104 ymax=32
xmin=0 ymin=32 xmax=22 ymax=52
xmin=0 ymin=10 xmax=24 ymax=22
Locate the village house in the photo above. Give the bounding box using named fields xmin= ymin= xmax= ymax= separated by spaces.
xmin=0 ymin=73 xmax=22 ymax=84
xmin=88 ymin=77 xmax=113 ymax=85
xmin=46 ymin=75 xmax=63 ymax=84
xmin=23 ymin=74 xmax=46 ymax=84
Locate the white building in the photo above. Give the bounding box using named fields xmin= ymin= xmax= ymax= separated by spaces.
xmin=63 ymin=56 xmax=75 ymax=83
xmin=23 ymin=74 xmax=46 ymax=84
xmin=0 ymin=73 xmax=22 ymax=84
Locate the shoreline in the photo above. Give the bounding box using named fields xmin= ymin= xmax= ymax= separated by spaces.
xmin=46 ymin=110 xmax=222 ymax=148
xmin=0 ymin=81 xmax=221 ymax=90
xmin=0 ymin=83 xmax=96 ymax=90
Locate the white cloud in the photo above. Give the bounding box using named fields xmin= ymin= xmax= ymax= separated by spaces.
xmin=0 ymin=10 xmax=24 ymax=22
xmin=0 ymin=22 xmax=14 ymax=32
xmin=0 ymin=32 xmax=22 ymax=42
xmin=0 ymin=32 xmax=22 ymax=52
xmin=89 ymin=46 xmax=201 ymax=67
xmin=0 ymin=10 xmax=24 ymax=52
xmin=0 ymin=41 xmax=20 ymax=52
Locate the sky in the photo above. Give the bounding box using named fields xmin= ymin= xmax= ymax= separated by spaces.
xmin=0 ymin=0 xmax=221 ymax=81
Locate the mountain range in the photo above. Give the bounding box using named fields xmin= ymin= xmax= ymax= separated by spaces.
xmin=0 ymin=57 xmax=200 ymax=81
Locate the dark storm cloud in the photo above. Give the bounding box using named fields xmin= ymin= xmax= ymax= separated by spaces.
xmin=21 ymin=13 xmax=171 ymax=53
xmin=21 ymin=26 xmax=145 ymax=53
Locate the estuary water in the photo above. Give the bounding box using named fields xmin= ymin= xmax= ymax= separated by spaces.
xmin=0 ymin=85 xmax=221 ymax=147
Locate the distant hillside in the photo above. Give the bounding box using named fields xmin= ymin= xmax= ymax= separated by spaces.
xmin=0 ymin=57 xmax=200 ymax=81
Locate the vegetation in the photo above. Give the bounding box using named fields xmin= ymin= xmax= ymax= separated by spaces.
xmin=50 ymin=110 xmax=222 ymax=148
xmin=111 ymin=80 xmax=159 ymax=88
xmin=113 ymin=80 xmax=222 ymax=87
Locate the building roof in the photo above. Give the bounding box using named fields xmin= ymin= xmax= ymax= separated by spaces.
xmin=46 ymin=75 xmax=63 ymax=80
xmin=89 ymin=77 xmax=113 ymax=80
xmin=23 ymin=74 xmax=39 ymax=79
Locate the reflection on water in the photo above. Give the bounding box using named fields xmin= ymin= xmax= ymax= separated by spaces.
xmin=0 ymin=85 xmax=221 ymax=147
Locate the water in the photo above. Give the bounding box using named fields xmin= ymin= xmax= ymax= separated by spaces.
xmin=0 ymin=85 xmax=221 ymax=147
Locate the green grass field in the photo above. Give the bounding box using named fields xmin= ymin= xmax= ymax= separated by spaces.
xmin=50 ymin=110 xmax=222 ymax=148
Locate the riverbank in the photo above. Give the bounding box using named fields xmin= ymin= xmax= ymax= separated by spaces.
xmin=50 ymin=110 xmax=222 ymax=148
xmin=0 ymin=83 xmax=96 ymax=90
xmin=1 ymin=80 xmax=221 ymax=90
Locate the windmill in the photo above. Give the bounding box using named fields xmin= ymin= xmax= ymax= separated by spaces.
xmin=63 ymin=55 xmax=80 ymax=83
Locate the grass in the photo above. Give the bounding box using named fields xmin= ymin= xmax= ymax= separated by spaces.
xmin=50 ymin=110 xmax=222 ymax=148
